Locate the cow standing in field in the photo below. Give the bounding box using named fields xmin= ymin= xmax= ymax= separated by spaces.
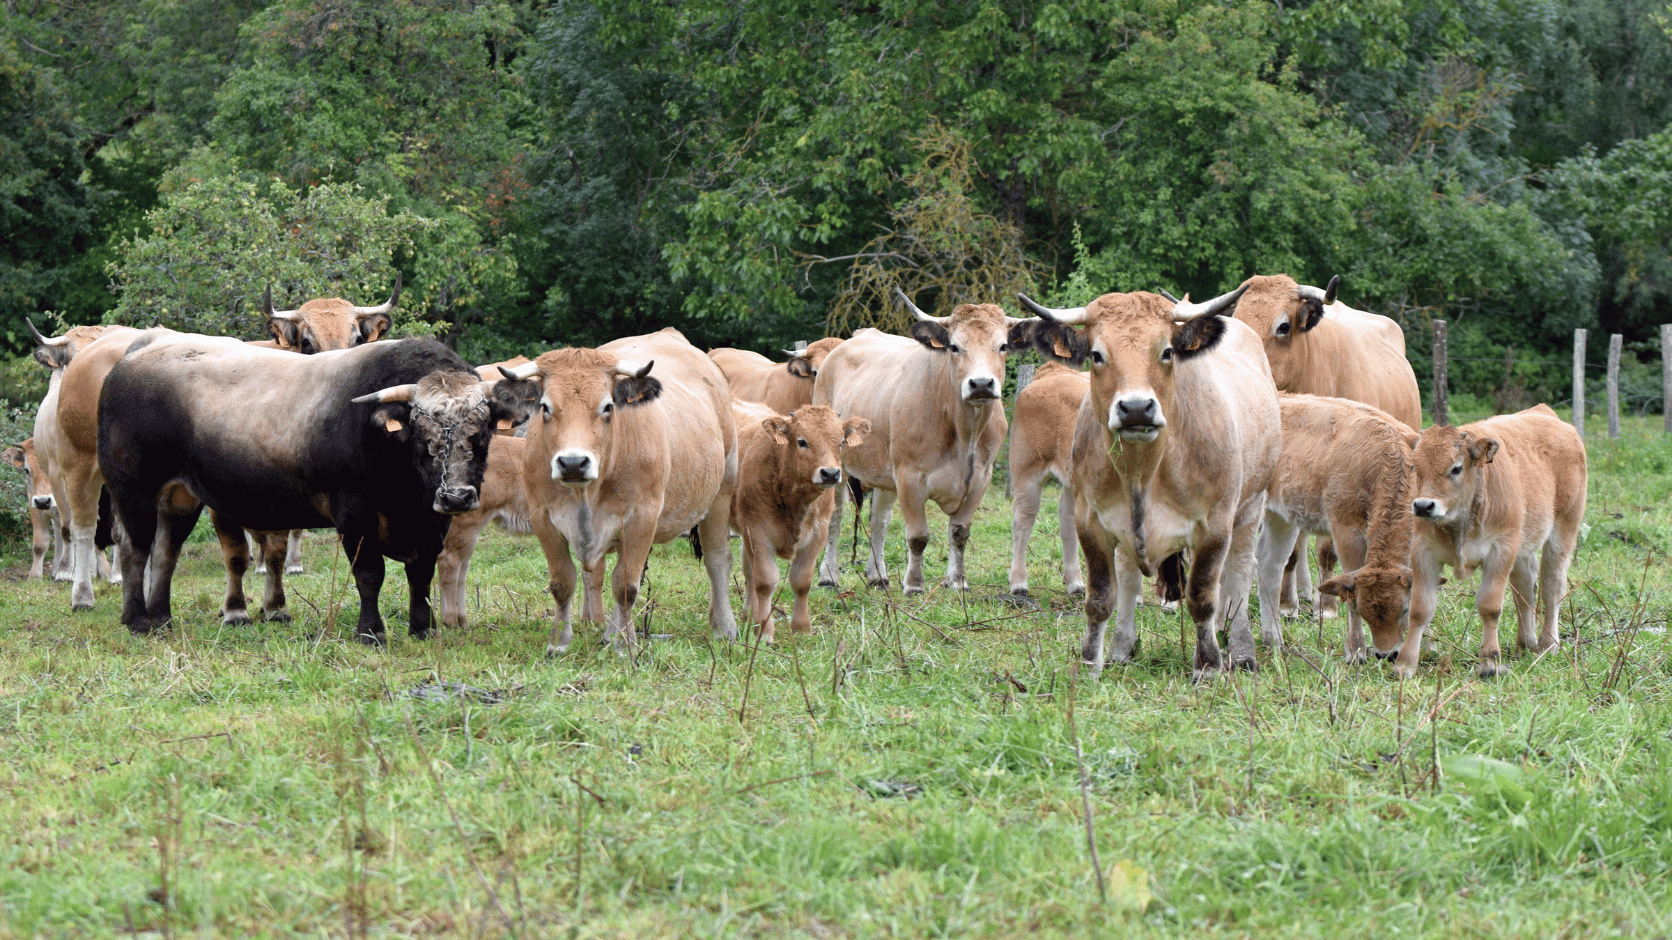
xmin=1257 ymin=394 xmax=1421 ymax=660
xmin=3 ymin=439 xmax=60 ymax=579
xmin=496 ymin=328 xmax=739 ymax=654
xmin=814 ymin=291 xmax=1034 ymax=594
xmin=1398 ymin=405 xmax=1586 ymax=679
xmin=709 ymin=338 xmax=844 ymax=414
xmin=1019 ymin=287 xmax=1280 ymax=678
xmin=98 ymin=335 xmax=529 ymax=640
xmin=731 ymin=400 xmax=868 ymax=642
xmin=1007 ymin=361 xmax=1088 ymax=597
xmin=436 ymin=434 xmax=533 ymax=631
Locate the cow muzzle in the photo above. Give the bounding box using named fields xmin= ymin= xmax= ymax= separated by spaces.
xmin=815 ymin=466 xmax=842 ymax=487
xmin=434 ymin=485 xmax=480 ymax=515
xmin=552 ymin=450 xmax=598 ymax=485
xmin=32 ymin=495 xmax=54 ymax=511
xmin=1412 ymin=498 xmax=1446 ymax=519
xmin=1110 ymin=395 xmax=1165 ymax=442
xmin=1370 ymin=647 xmax=1399 ymax=662
xmin=962 ymin=376 xmax=1000 ymax=401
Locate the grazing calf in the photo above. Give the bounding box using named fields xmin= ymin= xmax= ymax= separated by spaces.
xmin=1257 ymin=394 xmax=1421 ymax=661
xmin=732 ymin=401 xmax=869 ymax=642
xmin=710 ymin=338 xmax=844 ymax=414
xmin=437 ymin=435 xmax=533 ymax=630
xmin=1399 ymin=405 xmax=1586 ymax=678
xmin=3 ymin=439 xmax=58 ymax=579
xmin=1006 ymin=361 xmax=1087 ymax=597
xmin=1020 ymin=287 xmax=1280 ymax=679
xmin=498 ymin=328 xmax=739 ymax=654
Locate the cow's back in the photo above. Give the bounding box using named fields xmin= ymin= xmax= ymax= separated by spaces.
xmin=708 ymin=348 xmax=778 ymax=403
xmin=813 ymin=329 xmax=919 ymax=487
xmin=1269 ymin=394 xmax=1414 ymax=527
xmin=1465 ymin=405 xmax=1586 ymax=537
xmin=1325 ymin=304 xmax=1406 ymax=356
xmin=53 ymin=327 xmax=145 ymax=457
xmin=1283 ymin=318 xmax=1420 ymax=428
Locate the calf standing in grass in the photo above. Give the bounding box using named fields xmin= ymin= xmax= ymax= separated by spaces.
xmin=731 ymin=401 xmax=868 ymax=643
xmin=1400 ymin=404 xmax=1586 ymax=678
xmin=3 ymin=439 xmax=58 ymax=579
xmin=437 ymin=435 xmax=532 ymax=631
xmin=1258 ymin=394 xmax=1420 ymax=661
xmin=1006 ymin=361 xmax=1087 ymax=597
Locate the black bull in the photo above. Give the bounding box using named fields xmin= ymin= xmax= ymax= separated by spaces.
xmin=97 ymin=334 xmax=536 ymax=641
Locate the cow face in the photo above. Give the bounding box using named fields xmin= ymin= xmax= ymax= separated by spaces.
xmin=353 ymin=370 xmax=534 ymax=514
xmin=499 ymin=348 xmax=663 ymax=486
xmin=265 ymin=278 xmax=397 ymax=354
xmin=3 ymin=439 xmax=53 ymax=511
xmin=783 ymin=336 xmax=845 ymax=381
xmin=1410 ymin=425 xmax=1498 ymax=524
xmin=763 ymin=405 xmax=869 ymax=488
xmin=1319 ymin=564 xmax=1414 ymax=657
xmin=908 ymin=303 xmax=1030 ymax=402
xmin=28 ymin=322 xmax=109 ymax=371
xmin=1230 ymin=274 xmax=1337 ymax=390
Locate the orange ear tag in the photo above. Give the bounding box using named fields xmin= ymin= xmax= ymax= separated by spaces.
xmin=385 ymin=418 xmax=404 ymax=433
xmin=497 ymin=419 xmax=513 ymax=431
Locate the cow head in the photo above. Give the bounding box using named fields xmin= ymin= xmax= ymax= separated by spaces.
xmin=1224 ymin=273 xmax=1338 ymax=390
xmin=28 ymin=320 xmax=109 ymax=371
xmin=351 ymin=368 xmax=535 ymax=514
xmin=781 ymin=337 xmax=845 ymax=380
xmin=761 ymin=405 xmax=869 ymax=489
xmin=494 ymin=348 xmax=663 ymax=487
xmin=265 ymin=275 xmax=398 ymax=354
xmin=1318 ymin=564 xmax=1415 ymax=659
xmin=3 ymin=439 xmax=53 ymax=512
xmin=1410 ymin=424 xmax=1498 ymax=524
xmin=897 ymin=289 xmax=1037 ymax=402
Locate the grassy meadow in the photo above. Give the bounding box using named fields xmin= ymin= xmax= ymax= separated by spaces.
xmin=2 ymin=413 xmax=1672 ymax=938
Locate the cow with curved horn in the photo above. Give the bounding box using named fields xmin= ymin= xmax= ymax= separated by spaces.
xmin=255 ymin=276 xmax=398 ymax=354
xmin=97 ymin=335 xmax=534 ymax=641
xmin=814 ymin=289 xmax=1038 ymax=594
xmin=1018 ymin=286 xmax=1280 ymax=679
xmin=708 ymin=337 xmax=845 ymax=415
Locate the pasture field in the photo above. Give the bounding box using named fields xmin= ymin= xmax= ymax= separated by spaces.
xmin=2 ymin=415 xmax=1672 ymax=938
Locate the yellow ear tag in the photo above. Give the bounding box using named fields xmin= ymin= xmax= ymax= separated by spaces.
xmin=385 ymin=418 xmax=403 ymax=433
xmin=497 ymin=418 xmax=513 ymax=431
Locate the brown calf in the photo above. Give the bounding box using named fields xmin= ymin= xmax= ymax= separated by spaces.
xmin=3 ymin=439 xmax=59 ymax=579
xmin=1006 ymin=361 xmax=1087 ymax=596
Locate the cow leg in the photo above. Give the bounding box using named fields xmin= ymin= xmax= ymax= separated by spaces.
xmin=141 ymin=504 xmax=201 ymax=628
xmin=1077 ymin=513 xmax=1124 ymax=671
xmin=531 ymin=511 xmax=577 ymax=655
xmin=1536 ymin=536 xmax=1573 ymax=654
xmin=788 ymin=537 xmax=821 ymax=637
xmin=404 ymin=558 xmax=437 ymax=640
xmin=1395 ymin=552 xmax=1443 ymax=678
xmin=1255 ymin=513 xmax=1301 ymax=655
xmin=605 ymin=520 xmax=657 ymax=653
xmin=1185 ymin=538 xmax=1230 ymax=680
xmin=1474 ymin=545 xmax=1519 ymax=678
xmin=1222 ymin=502 xmax=1264 ymax=663
xmin=742 ymin=533 xmax=779 ymax=644
xmin=817 ymin=475 xmax=846 ymax=588
xmin=697 ymin=500 xmax=739 ymax=642
xmin=1508 ymin=553 xmax=1539 ymax=653
xmin=285 ymin=529 xmax=305 ymax=574
xmin=894 ymin=477 xmax=934 ymax=594
xmin=112 ymin=490 xmax=160 ymax=633
xmin=212 ymin=509 xmax=255 ymax=625
xmin=27 ymin=506 xmax=49 ymax=579
xmin=1057 ymin=480 xmax=1084 ymax=596
xmin=437 ymin=514 xmax=488 ymax=631
xmin=51 ymin=505 xmax=72 ymax=580
xmin=1008 ymin=471 xmax=1044 ymax=595
xmin=863 ymin=488 xmax=897 ymax=588
xmin=341 ymin=533 xmax=388 ymax=645
xmin=1314 ymin=537 xmax=1338 ymax=618
xmin=65 ymin=463 xmax=103 ymax=610
xmin=1279 ymin=547 xmax=1300 ymax=617
xmin=249 ymin=532 xmax=266 ymax=575
xmin=945 ymin=516 xmax=974 ymax=593
xmin=1332 ymin=530 xmax=1369 ymax=664
xmin=257 ymin=532 xmax=290 ymax=622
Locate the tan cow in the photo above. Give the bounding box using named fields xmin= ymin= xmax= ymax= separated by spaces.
xmin=496 ymin=328 xmax=739 ymax=653
xmin=3 ymin=439 xmax=59 ymax=579
xmin=255 ymin=278 xmax=395 ymax=353
xmin=731 ymin=400 xmax=868 ymax=642
xmin=814 ymin=292 xmax=1033 ymax=593
xmin=1007 ymin=361 xmax=1088 ymax=597
xmin=436 ymin=435 xmax=533 ymax=630
xmin=1257 ymin=394 xmax=1421 ymax=661
xmin=708 ymin=338 xmax=844 ymax=414
xmin=1395 ymin=405 xmax=1586 ymax=679
xmin=1019 ymin=287 xmax=1280 ymax=678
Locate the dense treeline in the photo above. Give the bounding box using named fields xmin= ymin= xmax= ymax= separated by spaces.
xmin=3 ymin=0 xmax=1670 ymax=410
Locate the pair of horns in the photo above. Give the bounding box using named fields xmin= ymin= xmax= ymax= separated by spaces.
xmin=893 ymin=287 xmax=1029 ymax=327
xmin=1017 ymin=282 xmax=1252 ymax=325
xmin=265 ymin=273 xmax=402 ymax=322
xmin=26 ymin=318 xmax=68 ymax=347
xmin=493 ymin=358 xmax=654 ymax=382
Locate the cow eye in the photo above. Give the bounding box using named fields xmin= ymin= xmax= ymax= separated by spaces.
xmin=1089 ymin=351 xmax=1106 ymax=366
xmin=1160 ymin=346 xmax=1174 ymax=363
xmin=948 ymin=343 xmax=962 ymax=354
xmin=541 ymin=402 xmax=552 ymax=420
xmin=1275 ymin=321 xmax=1291 ymax=337
xmin=600 ymin=401 xmax=614 ymax=420
xmin=797 ymin=438 xmax=809 ymax=449
xmin=1449 ymin=462 xmax=1462 ymax=477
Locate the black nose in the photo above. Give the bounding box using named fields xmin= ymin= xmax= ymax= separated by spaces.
xmin=32 ymin=496 xmax=53 ymax=510
xmin=817 ymin=467 xmax=841 ymax=485
xmin=1413 ymin=498 xmax=1436 ymax=518
xmin=1371 ymin=648 xmax=1398 ymax=661
xmin=1116 ymin=398 xmax=1158 ymax=425
xmin=557 ymin=455 xmax=590 ymax=473
xmin=435 ymin=486 xmax=479 ymax=514
xmin=967 ymin=376 xmax=997 ymax=398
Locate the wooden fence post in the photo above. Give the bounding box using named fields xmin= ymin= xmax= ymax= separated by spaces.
xmin=1607 ymin=333 xmax=1623 ymax=439
xmin=1573 ymin=328 xmax=1587 ymax=439
xmin=1432 ymin=319 xmax=1448 ymax=426
xmin=1662 ymin=325 xmax=1672 ymax=434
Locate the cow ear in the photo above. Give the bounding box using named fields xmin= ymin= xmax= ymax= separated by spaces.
xmin=32 ymin=346 xmax=66 ymax=370
xmin=1172 ymin=314 xmax=1226 ymax=360
xmin=842 ymin=417 xmax=871 ymax=447
xmin=369 ymin=404 xmax=411 ymax=442
xmin=786 ymin=357 xmax=815 ymax=379
xmin=268 ymin=319 xmax=300 ymax=348
xmin=613 ymin=374 xmax=662 ymax=407
xmin=1393 ymin=565 xmax=1413 ymax=591
xmin=1029 ymin=322 xmax=1090 ymax=366
xmin=909 ymin=320 xmax=952 ymax=351
xmin=1469 ymin=436 xmax=1499 ymax=465
xmin=358 ymin=312 xmax=391 ymax=344
xmin=1006 ymin=319 xmax=1041 ymax=352
xmin=1 ymin=447 xmax=23 ymax=470
xmin=491 ymin=377 xmax=541 ymax=424
xmin=760 ymin=416 xmax=791 ymax=444
xmin=1317 ymin=573 xmax=1357 ymax=598
xmin=1297 ymin=298 xmax=1326 ymax=334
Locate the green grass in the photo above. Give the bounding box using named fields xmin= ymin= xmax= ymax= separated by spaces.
xmin=3 ymin=416 xmax=1672 ymax=937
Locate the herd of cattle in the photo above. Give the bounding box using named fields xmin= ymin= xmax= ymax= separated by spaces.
xmin=5 ymin=273 xmax=1588 ymax=682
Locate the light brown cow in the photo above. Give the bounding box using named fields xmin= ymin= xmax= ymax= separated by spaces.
xmin=1019 ymin=287 xmax=1280 ymax=678
xmin=1007 ymin=361 xmax=1087 ymax=597
xmin=437 ymin=435 xmax=532 ymax=630
xmin=1257 ymin=394 xmax=1421 ymax=661
xmin=708 ymin=338 xmax=844 ymax=414
xmin=496 ymin=328 xmax=739 ymax=653
xmin=815 ymin=292 xmax=1032 ymax=593
xmin=257 ymin=278 xmax=395 ymax=354
xmin=3 ymin=439 xmax=59 ymax=579
xmin=1396 ymin=405 xmax=1586 ymax=679
xmin=731 ymin=400 xmax=868 ymax=642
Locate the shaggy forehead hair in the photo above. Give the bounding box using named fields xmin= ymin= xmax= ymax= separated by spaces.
xmin=413 ymin=371 xmax=487 ymax=423
xmin=532 ymin=348 xmax=621 ymax=398
xmin=1083 ymin=292 xmax=1175 ymax=340
xmin=1413 ymin=426 xmax=1472 ymax=474
xmin=946 ymin=303 xmax=1011 ymax=333
xmin=1229 ymin=274 xmax=1303 ymax=329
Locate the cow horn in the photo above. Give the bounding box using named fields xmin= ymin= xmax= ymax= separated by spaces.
xmin=1297 ymin=274 xmax=1340 ymax=305
xmin=1016 ymin=292 xmax=1088 ymax=325
xmin=264 ymin=285 xmax=301 ymax=322
xmin=351 ymin=384 xmax=418 ymax=405
xmin=614 ymin=359 xmax=653 ymax=379
xmin=499 ymin=360 xmax=541 ymax=381
xmin=1171 ymin=283 xmax=1249 ymax=322
xmin=26 ymin=318 xmax=68 ymax=347
xmin=782 ymin=348 xmax=811 ymax=359
xmin=895 ymin=288 xmax=949 ymax=325
xmin=352 ymin=273 xmax=401 ymax=318
xmin=1155 ymin=287 xmax=1181 ymax=304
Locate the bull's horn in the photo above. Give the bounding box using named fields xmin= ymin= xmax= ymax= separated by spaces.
xmin=352 ymin=273 xmax=401 ymax=318
xmin=1015 ymin=292 xmax=1088 ymax=325
xmin=1297 ymin=274 xmax=1340 ymax=305
xmin=351 ymin=384 xmax=418 ymax=405
xmin=498 ymin=360 xmax=541 ymax=381
xmin=895 ymin=287 xmax=949 ymax=325
xmin=1171 ymin=283 xmax=1249 ymax=322
xmin=614 ymin=359 xmax=653 ymax=378
xmin=1155 ymin=287 xmax=1181 ymax=304
xmin=26 ymin=318 xmax=68 ymax=347
xmin=782 ymin=347 xmax=811 ymax=358
xmin=264 ymin=284 xmax=301 ymax=321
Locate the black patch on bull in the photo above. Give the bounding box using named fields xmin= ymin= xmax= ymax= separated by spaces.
xmin=1172 ymin=314 xmax=1227 ymax=361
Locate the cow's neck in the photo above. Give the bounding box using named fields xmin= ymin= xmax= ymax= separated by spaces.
xmin=1364 ymin=449 xmax=1417 ymax=564
xmin=1099 ymin=422 xmax=1167 ymax=574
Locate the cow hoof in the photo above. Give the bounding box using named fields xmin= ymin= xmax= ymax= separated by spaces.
xmin=1066 ymin=584 xmax=1086 ymax=597
xmin=903 ymin=585 xmax=925 ymax=596
xmin=866 ymin=577 xmax=890 ymax=590
xmin=265 ymin=610 xmax=292 ymax=624
xmin=1190 ymin=667 xmax=1219 ymax=684
xmin=1278 ymin=604 xmax=1298 ymax=618
xmin=409 ymin=627 xmax=431 ymax=640
xmin=354 ymin=630 xmax=386 ymax=648
xmin=53 ymin=572 xmax=73 ymax=582
xmin=107 ymin=573 xmax=123 ymax=585
xmin=1344 ymin=649 xmax=1367 ymax=665
xmin=286 ymin=565 xmax=305 ymax=575
xmin=222 ymin=611 xmax=252 ymax=626
xmin=817 ymin=580 xmax=840 ymax=591
xmin=1233 ymin=657 xmax=1257 ymax=674
xmin=1009 ymin=586 xmax=1029 ymax=597
xmin=1478 ymin=661 xmax=1508 ymax=680
xmin=545 ymin=643 xmax=569 ymax=658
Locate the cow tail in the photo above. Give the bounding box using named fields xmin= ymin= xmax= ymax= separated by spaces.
xmin=847 ymin=474 xmax=867 ymax=564
xmin=1156 ymin=551 xmax=1188 ymax=603
xmin=686 ymin=525 xmax=703 ymax=559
